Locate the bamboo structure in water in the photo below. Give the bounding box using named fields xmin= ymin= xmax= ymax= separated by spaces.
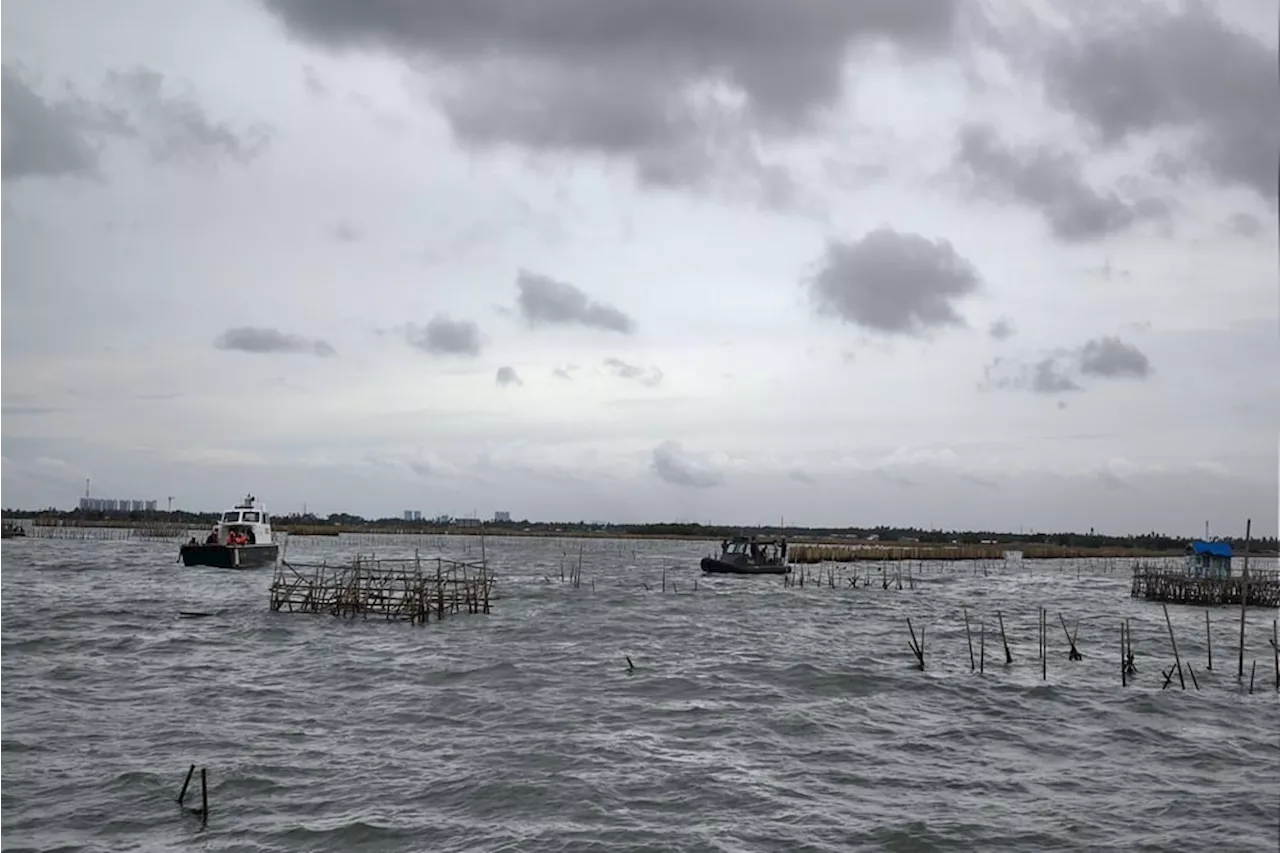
xmin=1131 ymin=566 xmax=1280 ymax=608
xmin=268 ymin=554 xmax=494 ymax=623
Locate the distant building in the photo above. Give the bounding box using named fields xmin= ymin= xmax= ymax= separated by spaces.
xmin=454 ymin=517 xmax=482 ymax=528
xmin=403 ymin=510 xmax=424 ymax=522
xmin=494 ymin=511 xmax=511 ymax=523
xmin=78 ymin=496 xmax=157 ymax=513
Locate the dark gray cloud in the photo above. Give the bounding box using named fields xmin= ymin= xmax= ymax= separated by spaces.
xmin=651 ymin=440 xmax=724 ymax=488
xmin=405 ymin=314 xmax=482 ymax=356
xmin=259 ymin=0 xmax=971 ymax=189
xmin=102 ymin=67 xmax=272 ymax=166
xmin=1040 ymin=5 xmax=1279 ymax=205
xmin=603 ymin=357 xmax=663 ymax=387
xmin=515 ymin=270 xmax=637 ymax=333
xmin=1 ymin=65 xmax=129 ymax=182
xmin=495 ymin=366 xmax=522 ymax=387
xmin=807 ymin=227 xmax=982 ymax=336
xmin=2 ymin=63 xmax=268 ymax=183
xmin=954 ymin=124 xmax=1171 ymax=242
xmin=1079 ymin=335 xmax=1152 ymax=379
xmin=988 ymin=317 xmax=1015 ymax=340
xmin=213 ymin=327 xmax=336 ymax=357
xmin=982 ymin=335 xmax=1153 ymax=393
xmin=552 ymin=364 xmax=578 ymax=380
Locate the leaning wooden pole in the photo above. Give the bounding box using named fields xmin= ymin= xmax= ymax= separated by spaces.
xmin=964 ymin=607 xmax=975 ymax=671
xmin=997 ymin=610 xmax=1012 ymax=664
xmin=1163 ymin=604 xmax=1186 ymax=690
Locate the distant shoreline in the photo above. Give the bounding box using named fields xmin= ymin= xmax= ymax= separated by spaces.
xmin=11 ymin=515 xmax=1269 ymax=558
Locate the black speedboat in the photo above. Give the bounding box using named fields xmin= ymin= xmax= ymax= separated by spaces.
xmin=700 ymin=535 xmax=791 ymax=575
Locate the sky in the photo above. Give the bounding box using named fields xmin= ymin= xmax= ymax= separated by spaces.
xmin=2 ymin=0 xmax=1277 ymax=536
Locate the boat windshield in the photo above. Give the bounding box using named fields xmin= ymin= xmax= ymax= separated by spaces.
xmin=243 ymin=511 xmax=260 ymax=523
xmin=221 ymin=512 xmax=240 ymax=523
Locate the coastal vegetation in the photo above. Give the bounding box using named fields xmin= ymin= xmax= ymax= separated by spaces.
xmin=3 ymin=507 xmax=1275 ymax=556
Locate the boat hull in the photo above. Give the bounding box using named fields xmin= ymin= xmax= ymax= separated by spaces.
xmin=700 ymin=557 xmax=792 ymax=575
xmin=180 ymin=543 xmax=279 ymax=569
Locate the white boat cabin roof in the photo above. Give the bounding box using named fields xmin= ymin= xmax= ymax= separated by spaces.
xmin=218 ymin=494 xmax=272 ymax=528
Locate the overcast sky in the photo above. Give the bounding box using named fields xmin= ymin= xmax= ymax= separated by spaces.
xmin=3 ymin=0 xmax=1277 ymax=536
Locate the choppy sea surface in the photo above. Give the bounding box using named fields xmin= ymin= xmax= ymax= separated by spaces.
xmin=3 ymin=533 xmax=1278 ymax=852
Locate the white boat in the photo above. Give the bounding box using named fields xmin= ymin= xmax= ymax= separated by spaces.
xmin=179 ymin=494 xmax=280 ymax=569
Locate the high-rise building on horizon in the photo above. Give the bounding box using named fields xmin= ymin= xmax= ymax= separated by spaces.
xmin=79 ymin=496 xmax=159 ymax=512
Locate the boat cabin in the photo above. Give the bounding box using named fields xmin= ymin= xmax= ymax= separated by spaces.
xmin=207 ymin=494 xmax=273 ymax=546
xmin=1185 ymin=540 xmax=1232 ymax=580
xmin=718 ymin=535 xmax=788 ymax=566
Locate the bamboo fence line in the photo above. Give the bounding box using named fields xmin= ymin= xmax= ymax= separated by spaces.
xmin=787 ymin=543 xmax=1184 ymax=563
xmin=268 ymin=553 xmax=495 ymax=623
xmin=543 ymin=557 xmax=1171 ymax=594
xmin=20 ymin=524 xmax=200 ymax=541
xmin=898 ymin=605 xmax=1280 ymax=694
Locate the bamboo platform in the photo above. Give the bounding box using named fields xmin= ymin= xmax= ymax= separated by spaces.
xmin=1130 ymin=566 xmax=1280 ymax=607
xmin=268 ymin=555 xmax=495 ymax=623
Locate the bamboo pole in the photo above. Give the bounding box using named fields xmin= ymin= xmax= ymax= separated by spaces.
xmin=1163 ymin=604 xmax=1186 ymax=690
xmin=1205 ymin=610 xmax=1212 ymax=670
xmin=1238 ymin=518 xmax=1251 ymax=679
xmin=964 ymin=607 xmax=975 ymax=671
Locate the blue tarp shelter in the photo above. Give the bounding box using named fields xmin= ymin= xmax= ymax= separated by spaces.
xmin=1186 ymin=540 xmax=1233 ymax=579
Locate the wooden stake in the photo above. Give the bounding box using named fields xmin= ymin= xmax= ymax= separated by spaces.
xmin=979 ymin=618 xmax=985 ymax=674
xmin=1120 ymin=622 xmax=1127 ymax=687
xmin=964 ymin=607 xmax=975 ymax=671
xmin=1162 ymin=604 xmax=1186 ymax=690
xmin=997 ymin=610 xmax=1012 ymax=664
xmin=177 ymin=764 xmax=195 ymax=804
xmin=1124 ymin=618 xmax=1137 ymax=675
xmin=1205 ymin=610 xmax=1212 ymax=670
xmin=1238 ymin=518 xmax=1251 ymax=678
xmin=906 ymin=618 xmax=925 ymax=670
xmin=1272 ymin=619 xmax=1278 ymax=691
xmin=1041 ymin=607 xmax=1047 ymax=681
xmin=1058 ymin=613 xmax=1083 ymax=660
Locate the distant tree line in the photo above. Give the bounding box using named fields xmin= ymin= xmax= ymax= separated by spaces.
xmin=4 ymin=506 xmax=1276 ymax=553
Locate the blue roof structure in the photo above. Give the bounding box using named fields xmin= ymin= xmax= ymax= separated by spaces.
xmin=1190 ymin=540 xmax=1233 ymax=558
